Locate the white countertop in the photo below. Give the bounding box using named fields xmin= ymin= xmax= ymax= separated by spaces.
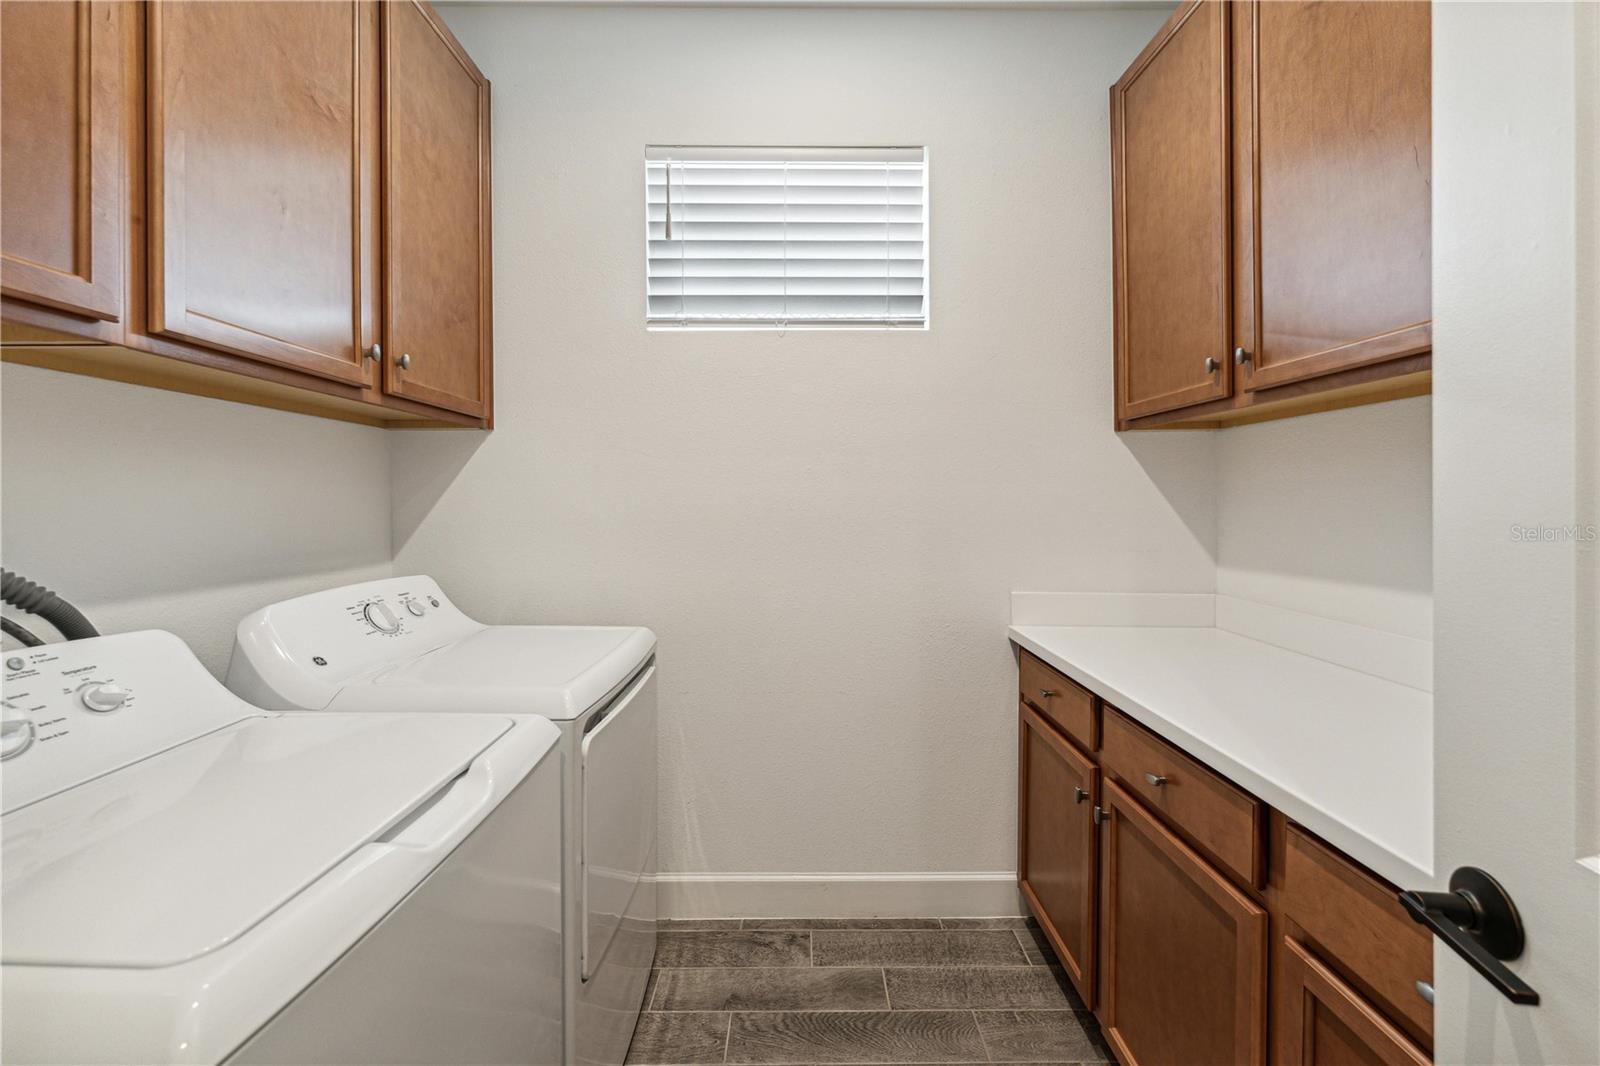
xmin=1009 ymin=624 xmax=1433 ymax=888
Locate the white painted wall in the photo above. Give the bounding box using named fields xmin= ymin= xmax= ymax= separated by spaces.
xmin=1215 ymin=397 xmax=1433 ymax=640
xmin=0 ymin=364 xmax=393 ymax=675
xmin=395 ymin=2 xmax=1207 ymax=906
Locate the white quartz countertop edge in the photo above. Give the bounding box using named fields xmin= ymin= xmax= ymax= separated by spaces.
xmin=1008 ymin=624 xmax=1433 ymax=890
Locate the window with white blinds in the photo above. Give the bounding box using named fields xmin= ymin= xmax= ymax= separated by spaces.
xmin=645 ymin=147 xmax=928 ymax=328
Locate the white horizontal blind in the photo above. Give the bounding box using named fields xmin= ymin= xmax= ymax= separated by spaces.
xmin=645 ymin=147 xmax=927 ymax=327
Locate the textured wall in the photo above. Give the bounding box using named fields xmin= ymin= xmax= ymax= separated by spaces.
xmin=395 ymin=3 xmax=1209 ymax=881
xmin=1 ymin=364 xmax=393 ymax=675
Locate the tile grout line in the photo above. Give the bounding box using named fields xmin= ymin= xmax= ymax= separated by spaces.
xmin=972 ymin=1007 xmax=993 ymax=1065
xmin=722 ymin=1011 xmax=732 ymax=1065
xmin=880 ymin=967 xmax=891 ymax=1010
xmin=1011 ymin=928 xmax=1032 ymax=964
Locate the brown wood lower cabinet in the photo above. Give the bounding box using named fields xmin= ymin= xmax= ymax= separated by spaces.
xmin=1100 ymin=777 xmax=1268 ymax=1066
xmin=1018 ymin=702 xmax=1098 ymax=1006
xmin=1013 ymin=648 xmax=1433 ymax=1066
xmin=1279 ymin=938 xmax=1429 ymax=1066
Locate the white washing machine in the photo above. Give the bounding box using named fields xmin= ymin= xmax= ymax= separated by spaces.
xmin=1 ymin=630 xmax=564 ymax=1066
xmin=226 ymin=576 xmax=658 ymax=1066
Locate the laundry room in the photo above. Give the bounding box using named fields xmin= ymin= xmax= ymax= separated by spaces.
xmin=1 ymin=1 xmax=1596 ymax=1065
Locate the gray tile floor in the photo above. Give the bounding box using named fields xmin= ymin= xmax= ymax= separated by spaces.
xmin=626 ymin=918 xmax=1113 ymax=1066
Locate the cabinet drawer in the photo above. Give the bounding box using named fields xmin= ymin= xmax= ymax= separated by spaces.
xmin=1282 ymin=826 xmax=1433 ymax=1051
xmin=1018 ymin=650 xmax=1098 ymax=751
xmin=1100 ymin=707 xmax=1263 ymax=887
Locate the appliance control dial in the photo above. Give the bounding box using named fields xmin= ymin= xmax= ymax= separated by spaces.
xmin=406 ymin=600 xmax=426 ymax=617
xmin=363 ymin=600 xmax=401 ymax=634
xmin=6 ymin=656 xmax=24 ymax=672
xmin=2 ymin=699 xmax=34 ymax=760
xmin=78 ymin=682 xmax=131 ymax=713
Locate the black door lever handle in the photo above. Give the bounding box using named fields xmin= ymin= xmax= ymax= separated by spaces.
xmin=1398 ymin=866 xmax=1540 ymax=1006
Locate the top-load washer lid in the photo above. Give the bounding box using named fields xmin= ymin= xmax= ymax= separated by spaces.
xmin=1 ymin=712 xmax=511 ymax=968
xmin=333 ymin=625 xmax=657 ymax=721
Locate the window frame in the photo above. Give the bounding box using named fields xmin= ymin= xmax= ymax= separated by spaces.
xmin=643 ymin=145 xmax=930 ymax=332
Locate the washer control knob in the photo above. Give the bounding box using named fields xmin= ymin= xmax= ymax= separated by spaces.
xmin=1 ymin=714 xmax=35 ymax=760
xmin=363 ymin=600 xmax=401 ymax=634
xmin=79 ymin=682 xmax=131 ymax=713
xmin=6 ymin=656 xmax=24 ymax=671
xmin=406 ymin=600 xmax=426 ymax=617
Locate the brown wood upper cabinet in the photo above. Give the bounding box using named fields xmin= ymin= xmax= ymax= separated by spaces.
xmin=1110 ymin=0 xmax=1232 ymax=421
xmin=0 ymin=1 xmax=125 ymax=325
xmin=0 ymin=0 xmax=492 ymax=428
xmin=1113 ymin=0 xmax=1432 ymax=430
xmin=381 ymin=0 xmax=491 ymax=420
xmin=148 ymin=0 xmax=378 ymax=387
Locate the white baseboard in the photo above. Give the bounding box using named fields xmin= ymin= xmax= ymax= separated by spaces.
xmin=655 ymin=872 xmax=1024 ymax=920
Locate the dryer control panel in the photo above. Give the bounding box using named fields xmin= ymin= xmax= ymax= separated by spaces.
xmin=350 ymin=586 xmax=444 ymax=639
xmin=2 ymin=631 xmax=256 ymax=813
xmin=227 ymin=575 xmax=484 ymax=710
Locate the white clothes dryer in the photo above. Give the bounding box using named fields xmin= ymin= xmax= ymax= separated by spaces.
xmin=227 ymin=576 xmax=657 ymax=1066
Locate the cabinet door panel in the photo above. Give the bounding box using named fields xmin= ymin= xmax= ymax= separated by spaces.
xmin=0 ymin=0 xmax=123 ymax=322
xmin=1100 ymin=778 xmax=1266 ymax=1066
xmin=1236 ymin=0 xmax=1431 ymax=391
xmin=382 ymin=0 xmax=490 ymax=419
xmin=1018 ymin=704 xmax=1097 ymax=1006
xmin=148 ymin=0 xmax=376 ymax=386
xmin=1112 ymin=0 xmax=1231 ymax=422
xmin=1280 ymin=938 xmax=1429 ymax=1066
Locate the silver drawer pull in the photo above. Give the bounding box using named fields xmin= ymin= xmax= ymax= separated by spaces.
xmin=1144 ymin=772 xmax=1168 ymax=787
xmin=1074 ymin=786 xmax=1089 ymax=803
xmin=1038 ymin=689 xmax=1056 ymax=700
xmin=1415 ymin=980 xmax=1435 ymax=1005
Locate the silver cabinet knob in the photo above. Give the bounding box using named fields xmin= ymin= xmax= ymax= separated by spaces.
xmin=1144 ymin=772 xmax=1168 ymax=787
xmin=366 ymin=342 xmax=382 ymax=362
xmin=1204 ymin=356 xmax=1219 ymax=373
xmin=397 ymin=352 xmax=412 ymax=370
xmin=1038 ymin=689 xmax=1056 ymax=700
xmin=1415 ymin=980 xmax=1435 ymax=1005
xmin=1074 ymin=786 xmax=1089 ymax=803
xmin=1233 ymin=346 xmax=1250 ymax=366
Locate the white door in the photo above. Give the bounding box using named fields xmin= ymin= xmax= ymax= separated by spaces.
xmin=1433 ymin=3 xmax=1600 ymax=1063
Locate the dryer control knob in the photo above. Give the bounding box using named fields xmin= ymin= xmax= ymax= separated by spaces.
xmin=406 ymin=600 xmax=426 ymax=617
xmin=363 ymin=600 xmax=401 ymax=634
xmin=79 ymin=682 xmax=131 ymax=713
